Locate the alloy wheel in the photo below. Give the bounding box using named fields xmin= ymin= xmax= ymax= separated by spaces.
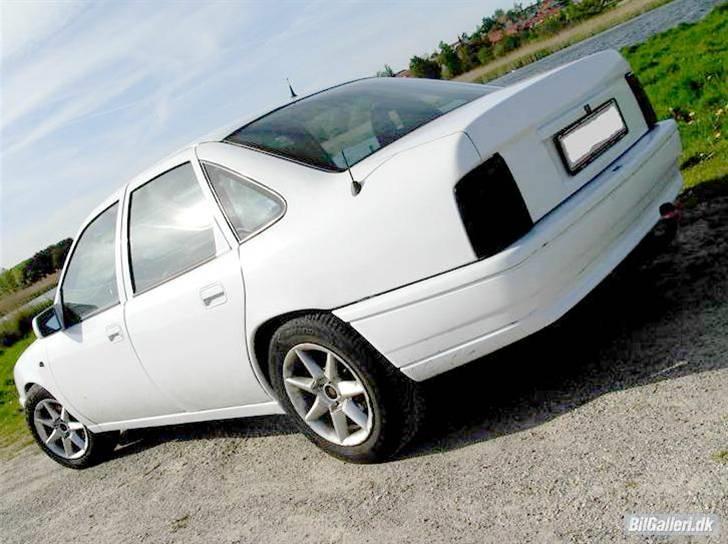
xmin=282 ymin=343 xmax=373 ymax=446
xmin=33 ymin=398 xmax=89 ymax=460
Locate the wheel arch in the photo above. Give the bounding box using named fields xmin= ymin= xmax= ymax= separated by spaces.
xmin=251 ymin=309 xmax=333 ymax=397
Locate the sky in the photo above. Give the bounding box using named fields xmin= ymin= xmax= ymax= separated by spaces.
xmin=0 ymin=0 xmax=513 ymax=268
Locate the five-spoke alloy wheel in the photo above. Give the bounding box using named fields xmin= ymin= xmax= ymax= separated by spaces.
xmin=283 ymin=343 xmax=373 ymax=446
xmin=25 ymin=385 xmax=119 ymax=469
xmin=270 ymin=314 xmax=425 ymax=463
xmin=33 ymin=398 xmax=89 ymax=460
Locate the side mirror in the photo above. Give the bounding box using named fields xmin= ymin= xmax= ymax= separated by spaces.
xmin=32 ymin=306 xmax=62 ymax=339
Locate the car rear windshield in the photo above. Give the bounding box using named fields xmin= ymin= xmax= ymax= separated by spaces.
xmin=224 ymin=78 xmax=493 ymax=172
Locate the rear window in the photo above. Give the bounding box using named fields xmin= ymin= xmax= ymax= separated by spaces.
xmin=224 ymin=78 xmax=492 ymax=171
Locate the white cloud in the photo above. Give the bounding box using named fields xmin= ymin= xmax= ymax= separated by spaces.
xmin=0 ymin=0 xmax=86 ymax=62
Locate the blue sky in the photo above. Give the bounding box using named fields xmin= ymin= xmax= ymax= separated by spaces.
xmin=0 ymin=0 xmax=512 ymax=268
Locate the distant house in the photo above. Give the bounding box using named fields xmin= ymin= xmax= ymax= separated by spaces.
xmin=504 ymin=21 xmax=519 ymax=36
xmin=487 ymin=28 xmax=504 ymax=44
xmin=522 ymin=0 xmax=562 ymax=29
xmin=394 ymin=69 xmax=412 ymax=78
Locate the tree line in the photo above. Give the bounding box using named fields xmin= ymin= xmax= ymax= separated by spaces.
xmin=0 ymin=239 xmax=73 ymax=296
xmin=377 ymin=0 xmax=617 ymax=80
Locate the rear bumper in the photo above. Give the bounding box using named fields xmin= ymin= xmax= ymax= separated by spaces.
xmin=334 ymin=120 xmax=682 ymax=381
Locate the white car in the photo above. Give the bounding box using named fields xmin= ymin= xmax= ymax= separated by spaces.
xmin=15 ymin=50 xmax=682 ymax=467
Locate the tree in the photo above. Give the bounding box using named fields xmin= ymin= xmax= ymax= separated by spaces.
xmin=376 ymin=64 xmax=395 ymax=77
xmin=50 ymin=238 xmax=73 ymax=271
xmin=477 ymin=45 xmax=494 ymax=65
xmin=409 ymin=55 xmax=441 ymax=79
xmin=478 ymin=16 xmax=496 ymax=37
xmin=23 ymin=249 xmax=53 ymax=284
xmin=437 ymin=41 xmax=462 ymax=78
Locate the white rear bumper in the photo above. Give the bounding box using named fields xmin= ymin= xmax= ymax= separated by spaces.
xmin=334 ymin=120 xmax=682 ymax=381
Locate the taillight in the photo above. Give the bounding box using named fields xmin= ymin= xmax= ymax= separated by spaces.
xmin=625 ymin=72 xmax=657 ymax=129
xmin=454 ymin=153 xmax=533 ymax=260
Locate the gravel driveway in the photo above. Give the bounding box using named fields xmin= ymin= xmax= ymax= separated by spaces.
xmin=492 ymin=0 xmax=724 ymax=86
xmin=2 ymin=185 xmax=726 ymax=543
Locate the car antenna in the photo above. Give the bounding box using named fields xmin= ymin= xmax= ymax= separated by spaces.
xmin=340 ymin=149 xmax=362 ymax=196
xmin=286 ymin=77 xmax=297 ymax=99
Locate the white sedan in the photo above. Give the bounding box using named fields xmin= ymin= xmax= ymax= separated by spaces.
xmin=15 ymin=50 xmax=683 ymax=467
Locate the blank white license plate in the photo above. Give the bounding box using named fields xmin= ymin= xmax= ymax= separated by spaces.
xmin=556 ymin=99 xmax=627 ymax=174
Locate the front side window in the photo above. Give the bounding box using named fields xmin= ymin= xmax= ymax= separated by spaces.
xmin=61 ymin=203 xmax=119 ymax=323
xmin=128 ymin=163 xmax=216 ymax=293
xmin=202 ymin=163 xmax=284 ymax=241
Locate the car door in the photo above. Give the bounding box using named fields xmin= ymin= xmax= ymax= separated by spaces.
xmin=46 ymin=199 xmax=180 ymax=424
xmin=121 ymin=156 xmax=271 ymax=412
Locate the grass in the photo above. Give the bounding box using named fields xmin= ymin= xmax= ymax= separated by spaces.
xmin=0 ymin=300 xmax=52 ymax=347
xmin=456 ymin=0 xmax=675 ymax=84
xmin=622 ymin=3 xmax=728 ymax=188
xmin=0 ymin=335 xmax=35 ymax=453
xmin=712 ymin=450 xmax=728 ymax=464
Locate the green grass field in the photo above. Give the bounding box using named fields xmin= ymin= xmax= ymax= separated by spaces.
xmin=622 ymin=3 xmax=728 ymax=188
xmin=0 ymin=335 xmax=35 ymax=453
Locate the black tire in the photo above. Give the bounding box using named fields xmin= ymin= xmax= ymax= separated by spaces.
xmin=269 ymin=313 xmax=425 ymax=463
xmin=25 ymin=386 xmax=119 ymax=469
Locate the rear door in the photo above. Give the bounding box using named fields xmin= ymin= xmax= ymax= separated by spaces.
xmin=121 ymin=153 xmax=270 ymax=412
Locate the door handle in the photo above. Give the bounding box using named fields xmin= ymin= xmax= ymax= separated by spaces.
xmin=106 ymin=324 xmax=123 ymax=343
xmin=200 ymin=283 xmax=227 ymax=308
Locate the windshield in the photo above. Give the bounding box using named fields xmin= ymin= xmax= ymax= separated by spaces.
xmin=224 ymin=78 xmax=493 ymax=171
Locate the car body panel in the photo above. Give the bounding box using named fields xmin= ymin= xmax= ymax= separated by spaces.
xmin=334 ymin=120 xmax=682 ymax=379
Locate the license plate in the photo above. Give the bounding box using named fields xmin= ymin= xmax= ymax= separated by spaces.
xmin=555 ymin=99 xmax=627 ymax=174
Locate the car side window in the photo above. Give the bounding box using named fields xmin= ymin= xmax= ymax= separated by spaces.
xmin=202 ymin=162 xmax=284 ymax=241
xmin=61 ymin=203 xmax=119 ymax=323
xmin=128 ymin=163 xmax=217 ymax=293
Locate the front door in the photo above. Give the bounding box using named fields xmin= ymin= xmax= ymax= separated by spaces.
xmin=47 ymin=201 xmax=179 ymax=424
xmin=121 ymin=161 xmax=270 ymax=412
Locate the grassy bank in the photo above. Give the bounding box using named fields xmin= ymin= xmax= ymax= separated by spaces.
xmin=456 ymin=0 xmax=674 ymax=84
xmin=622 ymin=3 xmax=727 ymax=187
xmin=0 ymin=335 xmax=35 ymax=453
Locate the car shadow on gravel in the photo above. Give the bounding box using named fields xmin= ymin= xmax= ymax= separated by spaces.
xmin=109 ymin=179 xmax=728 ymax=464
xmin=113 ymin=414 xmax=298 ymax=460
xmin=405 ymin=178 xmax=728 ymax=459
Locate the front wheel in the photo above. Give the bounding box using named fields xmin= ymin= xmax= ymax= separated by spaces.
xmin=25 ymin=386 xmax=118 ymax=469
xmin=269 ymin=314 xmax=425 ymax=463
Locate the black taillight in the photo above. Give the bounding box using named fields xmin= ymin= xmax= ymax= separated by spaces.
xmin=454 ymin=153 xmax=533 ymax=260
xmin=625 ymin=72 xmax=657 ymax=128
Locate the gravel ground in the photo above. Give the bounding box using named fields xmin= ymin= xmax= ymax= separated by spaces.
xmin=492 ymin=0 xmax=724 ymax=86
xmin=2 ymin=185 xmax=726 ymax=543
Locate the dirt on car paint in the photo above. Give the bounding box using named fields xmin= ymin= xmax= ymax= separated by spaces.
xmin=1 ymin=179 xmax=726 ymax=543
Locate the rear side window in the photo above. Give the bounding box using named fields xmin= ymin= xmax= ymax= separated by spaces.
xmin=61 ymin=203 xmax=119 ymax=323
xmin=202 ymin=163 xmax=284 ymax=241
xmin=128 ymin=163 xmax=216 ymax=293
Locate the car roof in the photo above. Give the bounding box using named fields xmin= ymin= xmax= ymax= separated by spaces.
xmin=85 ymin=76 xmax=500 ymax=227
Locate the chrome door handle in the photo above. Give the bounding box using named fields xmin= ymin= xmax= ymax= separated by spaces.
xmin=200 ymin=283 xmax=227 ymax=308
xmin=106 ymin=324 xmax=123 ymax=343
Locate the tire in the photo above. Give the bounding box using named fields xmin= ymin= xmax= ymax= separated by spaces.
xmin=25 ymin=386 xmax=118 ymax=469
xmin=269 ymin=313 xmax=425 ymax=463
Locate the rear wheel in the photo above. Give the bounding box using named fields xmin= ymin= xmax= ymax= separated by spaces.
xmin=269 ymin=314 xmax=425 ymax=463
xmin=25 ymin=386 xmax=118 ymax=469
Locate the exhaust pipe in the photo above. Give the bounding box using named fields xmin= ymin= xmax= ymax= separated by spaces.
xmin=655 ymin=201 xmax=681 ymax=243
xmin=659 ymin=201 xmax=682 ymax=221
